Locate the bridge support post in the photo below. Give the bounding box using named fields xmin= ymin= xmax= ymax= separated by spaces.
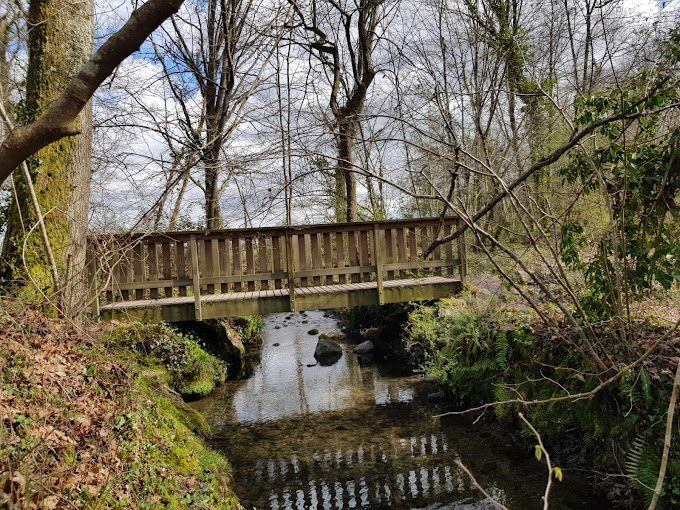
xmin=373 ymin=223 xmax=385 ymax=305
xmin=189 ymin=237 xmax=203 ymax=320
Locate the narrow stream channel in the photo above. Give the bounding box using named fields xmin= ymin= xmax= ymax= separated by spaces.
xmin=193 ymin=311 xmax=609 ymax=510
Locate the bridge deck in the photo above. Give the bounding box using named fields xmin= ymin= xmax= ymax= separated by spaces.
xmin=100 ymin=276 xmax=461 ymax=322
xmin=88 ymin=217 xmax=466 ymax=322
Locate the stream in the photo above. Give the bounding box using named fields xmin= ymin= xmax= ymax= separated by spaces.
xmin=193 ymin=311 xmax=609 ymax=510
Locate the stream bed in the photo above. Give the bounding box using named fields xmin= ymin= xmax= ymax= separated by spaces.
xmin=193 ymin=311 xmax=609 ymax=510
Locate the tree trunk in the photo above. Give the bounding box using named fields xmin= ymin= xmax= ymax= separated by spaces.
xmin=1 ymin=0 xmax=93 ymax=317
xmin=203 ymin=144 xmax=223 ymax=229
xmin=337 ymin=121 xmax=358 ymax=222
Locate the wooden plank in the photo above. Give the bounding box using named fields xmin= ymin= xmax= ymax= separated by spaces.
xmin=310 ymin=233 xmax=321 ymax=287
xmin=348 ymin=230 xmax=360 ymax=283
xmin=161 ymin=242 xmax=173 ymax=298
xmin=323 ymin=233 xmax=333 ymax=285
xmin=272 ymin=235 xmax=282 ymax=289
xmin=259 ymin=236 xmax=270 ymax=291
xmin=176 ymin=240 xmax=187 ymax=297
xmin=359 ymin=229 xmax=370 ymax=282
xmin=336 ymin=232 xmax=346 ymax=284
xmin=294 ymin=266 xmax=375 ymax=279
xmin=232 ymin=237 xmax=243 ymax=292
xmin=189 ymin=238 xmax=202 ymax=320
xmin=245 ymin=237 xmax=255 ymax=292
xmin=373 ymin=224 xmax=384 ymax=305
xmin=385 ymin=228 xmax=395 ymax=281
xmin=383 ymin=259 xmax=458 ymax=271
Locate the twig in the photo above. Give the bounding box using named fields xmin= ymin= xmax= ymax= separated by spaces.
xmin=648 ymin=357 xmax=680 ymax=510
xmin=519 ymin=412 xmax=554 ymax=510
xmin=455 ymin=459 xmax=510 ymax=510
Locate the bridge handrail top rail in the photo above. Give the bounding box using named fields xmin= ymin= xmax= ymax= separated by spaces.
xmin=86 ymin=215 xmax=461 ymax=243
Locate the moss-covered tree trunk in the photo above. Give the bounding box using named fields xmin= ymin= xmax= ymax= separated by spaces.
xmin=0 ymin=0 xmax=93 ymax=316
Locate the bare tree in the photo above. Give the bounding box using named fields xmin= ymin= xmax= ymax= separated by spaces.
xmin=288 ymin=0 xmax=388 ymax=221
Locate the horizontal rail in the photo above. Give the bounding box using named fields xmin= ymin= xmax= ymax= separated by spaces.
xmin=88 ymin=216 xmax=460 ymax=243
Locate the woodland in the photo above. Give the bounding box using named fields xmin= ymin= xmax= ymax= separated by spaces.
xmin=0 ymin=0 xmax=679 ymax=509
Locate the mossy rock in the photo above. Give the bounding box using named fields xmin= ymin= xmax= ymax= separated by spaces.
xmin=318 ymin=332 xmax=345 ymax=342
xmin=308 ymin=328 xmax=319 ymax=335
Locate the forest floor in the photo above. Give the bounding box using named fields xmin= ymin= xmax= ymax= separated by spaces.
xmin=0 ymin=300 xmax=242 ymax=510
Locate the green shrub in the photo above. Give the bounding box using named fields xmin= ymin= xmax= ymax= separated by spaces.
xmin=105 ymin=323 xmax=227 ymax=399
xmin=404 ymin=300 xmax=679 ymax=507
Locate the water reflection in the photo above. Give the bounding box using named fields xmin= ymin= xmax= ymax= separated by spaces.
xmin=224 ymin=311 xmax=416 ymax=423
xmin=195 ymin=312 xmax=608 ymax=510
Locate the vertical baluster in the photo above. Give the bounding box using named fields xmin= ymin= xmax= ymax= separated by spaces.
xmin=310 ymin=232 xmax=321 ymax=287
xmin=373 ymin=224 xmax=385 ymax=304
xmin=86 ymin=244 xmax=100 ymax=318
xmin=232 ymin=237 xmax=243 ymax=292
xmin=177 ymin=240 xmax=187 ymax=297
xmin=203 ymin=239 xmax=214 ymax=295
xmin=162 ymin=242 xmax=172 ymax=298
xmin=259 ymin=236 xmax=270 ymax=291
xmin=408 ymin=227 xmax=417 ymax=279
xmin=443 ymin=224 xmax=454 ymax=276
xmin=148 ymin=241 xmax=158 ymax=299
xmin=457 ymin=219 xmax=467 ymax=284
xmin=218 ymin=238 xmax=229 ymax=293
xmin=385 ymin=228 xmax=395 ymax=281
xmin=245 ymin=237 xmax=255 ymax=292
xmin=190 ymin=237 xmax=202 ymax=320
xmin=133 ymin=242 xmax=144 ymax=300
xmin=323 ymin=233 xmax=333 ymax=285
xmin=396 ymin=228 xmax=407 ymax=279
xmin=359 ymin=229 xmax=370 ymax=282
xmin=348 ymin=230 xmax=360 ymax=283
xmin=432 ymin=225 xmax=443 ymax=276
xmin=336 ymin=232 xmax=346 ymax=284
xmin=297 ymin=234 xmax=308 ymax=287
xmin=272 ymin=235 xmax=283 ymax=289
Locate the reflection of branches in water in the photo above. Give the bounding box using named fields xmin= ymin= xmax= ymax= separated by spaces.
xmin=294 ymin=325 xmax=309 ymax=415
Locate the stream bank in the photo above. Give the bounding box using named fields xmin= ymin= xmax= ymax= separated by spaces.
xmin=342 ymin=293 xmax=680 ymax=509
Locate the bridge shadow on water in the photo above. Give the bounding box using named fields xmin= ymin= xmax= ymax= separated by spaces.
xmin=192 ymin=311 xmax=609 ymax=510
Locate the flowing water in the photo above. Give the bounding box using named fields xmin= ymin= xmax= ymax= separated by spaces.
xmin=194 ymin=311 xmax=609 ymax=510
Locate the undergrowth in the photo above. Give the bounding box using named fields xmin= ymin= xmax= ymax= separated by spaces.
xmin=0 ymin=300 xmax=240 ymax=509
xmin=103 ymin=323 xmax=227 ymax=399
xmin=404 ymin=293 xmax=679 ymax=508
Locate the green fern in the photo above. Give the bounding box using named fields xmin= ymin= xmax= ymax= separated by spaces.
xmin=626 ymin=433 xmax=662 ymax=505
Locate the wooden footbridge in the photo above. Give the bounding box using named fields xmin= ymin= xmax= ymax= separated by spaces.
xmin=87 ymin=217 xmax=466 ymax=322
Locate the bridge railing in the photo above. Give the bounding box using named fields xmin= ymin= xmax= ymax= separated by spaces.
xmin=87 ymin=217 xmax=466 ymax=315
